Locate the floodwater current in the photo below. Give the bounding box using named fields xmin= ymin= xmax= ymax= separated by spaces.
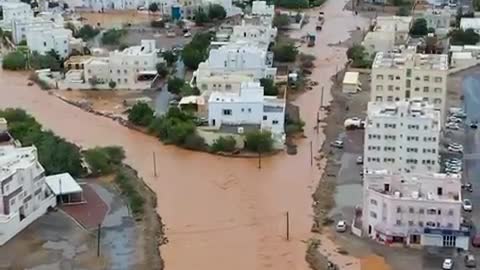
xmin=0 ymin=1 xmax=367 ymax=269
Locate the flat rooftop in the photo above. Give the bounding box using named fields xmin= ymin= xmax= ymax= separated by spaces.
xmin=368 ymin=99 xmax=440 ymax=121
xmin=373 ymin=51 xmax=448 ymax=70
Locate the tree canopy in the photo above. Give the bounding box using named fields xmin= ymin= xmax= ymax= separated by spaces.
xmin=167 ymin=77 xmax=185 ymax=95
xmin=2 ymin=51 xmax=26 ymax=70
xmin=346 ymin=44 xmax=371 ymax=68
xmin=245 ymin=130 xmax=273 ymax=153
xmin=450 ymin=28 xmax=480 ymax=45
xmin=273 ymin=43 xmax=298 ymax=62
xmin=156 ymin=62 xmax=169 ymax=78
xmin=410 ymin=18 xmax=428 ymax=37
xmin=76 ymin=24 xmax=100 ymax=41
xmin=273 ymin=14 xmax=290 ymax=28
xmin=148 ymin=2 xmax=159 ymax=12
xmin=182 ymin=32 xmax=212 ymax=69
xmin=260 ymin=78 xmax=278 ymax=96
xmin=274 ymin=0 xmax=308 ymax=9
xmin=101 ymin=28 xmax=126 ymax=45
xmin=194 ymin=8 xmax=209 ymax=26
xmin=84 ymin=146 xmax=125 ymax=175
xmin=208 ymin=4 xmax=226 ymax=20
xmin=162 ymin=50 xmax=178 ymax=66
xmin=128 ymin=102 xmax=155 ymax=126
xmin=148 ymin=107 xmax=197 ymax=146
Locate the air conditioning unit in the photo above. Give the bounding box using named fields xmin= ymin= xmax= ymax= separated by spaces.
xmin=237 ymin=127 xmax=244 ymax=134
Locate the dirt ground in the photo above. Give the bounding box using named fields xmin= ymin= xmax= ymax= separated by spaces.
xmin=78 ymin=11 xmax=158 ymax=29
xmin=55 ymin=89 xmax=148 ymax=113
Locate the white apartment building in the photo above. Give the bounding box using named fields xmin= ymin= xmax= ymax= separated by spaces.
xmin=208 ymin=81 xmax=285 ymax=141
xmin=65 ymin=40 xmax=164 ymax=90
xmin=370 ymin=51 xmax=449 ymax=120
xmin=362 ymin=170 xmax=468 ymax=250
xmin=362 ymin=16 xmax=412 ymax=55
xmin=460 ymin=17 xmax=480 ymax=34
xmin=27 ymin=28 xmax=77 ymax=58
xmin=251 ymin=1 xmax=274 ymax=18
xmin=364 ymin=100 xmax=441 ymax=174
xmin=72 ymin=0 xmax=140 ymax=11
xmin=192 ymin=41 xmax=276 ymax=88
xmin=0 ymin=2 xmax=33 ymax=30
xmin=12 ymin=12 xmax=64 ymax=44
xmin=414 ymin=9 xmax=451 ymax=36
xmin=195 ymin=72 xmax=253 ymax=93
xmin=0 ymin=144 xmax=57 ymax=245
xmin=230 ymin=20 xmax=277 ymax=47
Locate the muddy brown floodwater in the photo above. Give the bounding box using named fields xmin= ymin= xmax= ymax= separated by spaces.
xmin=0 ymin=1 xmax=367 ymax=269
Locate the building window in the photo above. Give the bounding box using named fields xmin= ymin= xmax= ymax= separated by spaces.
xmin=415 ymin=76 xmax=420 ymax=81
xmin=434 ymin=98 xmax=442 ymax=104
xmin=388 ymin=85 xmax=393 ymax=91
xmin=414 ymin=87 xmax=420 ymax=92
xmin=376 ymin=74 xmax=384 ymax=80
xmin=263 ymin=115 xmax=267 ymax=120
xmin=406 ymin=69 xmax=412 ymax=77
xmin=222 ymin=109 xmax=232 ymax=115
xmin=424 ymin=76 xmax=430 ymax=82
xmin=376 ymin=85 xmax=383 ymax=91
xmin=124 ymin=70 xmax=127 ymax=74
xmin=225 ymin=84 xmax=232 ymax=90
xmin=248 ymin=108 xmax=251 ymax=113
xmin=409 ymin=207 xmax=414 ymax=213
xmin=423 ymin=87 xmax=429 ymax=92
xmin=43 ymin=42 xmax=47 ymax=47
xmin=426 ymin=221 xmax=435 ymax=227
xmin=396 ymin=207 xmax=402 ymax=213
xmin=388 ymin=75 xmax=394 ymax=80
xmin=387 ymin=96 xmax=393 ymax=101
xmin=419 ymin=208 xmax=425 ymax=214
xmin=272 ymin=120 xmax=279 ymax=124
xmin=370 ymin=211 xmax=377 ymax=218
xmin=406 ymin=79 xmax=411 ymax=88
xmin=124 ymin=78 xmax=127 ymax=83
xmin=427 ymin=208 xmax=436 ymax=215
xmin=408 ymin=220 xmax=414 ymax=226
xmin=434 ymin=87 xmax=442 ymax=93
xmin=241 ymin=108 xmax=245 ymax=112
xmin=448 ymin=209 xmax=454 ymax=216
xmin=370 ymin=199 xmax=377 ymax=205
xmin=395 ymin=76 xmax=400 ymax=80
xmin=10 ymin=198 xmax=15 ymax=206
xmin=419 ymin=221 xmax=424 ymax=227
xmin=376 ymin=96 xmax=383 ymax=101
xmin=396 ymin=220 xmax=402 ymax=225
xmin=434 ymin=76 xmax=442 ymax=83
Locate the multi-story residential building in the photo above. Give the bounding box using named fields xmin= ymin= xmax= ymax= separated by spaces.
xmin=230 ymin=20 xmax=277 ymax=48
xmin=64 ymin=40 xmax=164 ymax=89
xmin=27 ymin=28 xmax=77 ymax=58
xmin=192 ymin=41 xmax=276 ymax=88
xmin=414 ymin=8 xmax=451 ymax=36
xmin=251 ymin=0 xmax=274 ymax=18
xmin=12 ymin=12 xmax=65 ymax=44
xmin=460 ymin=17 xmax=480 ymax=34
xmin=208 ymin=81 xmax=285 ymax=142
xmin=0 ymin=2 xmax=33 ymax=30
xmin=362 ymin=16 xmax=412 ymax=55
xmin=364 ymin=99 xmax=441 ymax=174
xmin=0 ymin=143 xmax=57 ymax=245
xmin=370 ymin=50 xmax=449 ymax=120
xmin=362 ymin=170 xmax=468 ymax=250
xmin=69 ymin=0 xmax=141 ymax=11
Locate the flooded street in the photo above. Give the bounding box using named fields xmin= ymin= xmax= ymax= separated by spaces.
xmin=0 ymin=1 xmax=367 ymax=270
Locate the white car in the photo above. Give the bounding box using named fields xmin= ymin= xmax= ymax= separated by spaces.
xmin=356 ymin=156 xmax=363 ymax=165
xmin=446 ymin=123 xmax=460 ymax=130
xmin=442 ymin=258 xmax=453 ymax=270
xmin=463 ymin=199 xmax=473 ymax=212
xmin=183 ymin=32 xmax=192 ymax=38
xmin=448 ymin=117 xmax=462 ymax=123
xmin=448 ymin=146 xmax=463 ymax=153
xmin=336 ymin=220 xmax=347 ymax=232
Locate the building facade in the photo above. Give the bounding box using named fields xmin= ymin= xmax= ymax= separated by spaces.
xmin=362 ymin=16 xmax=412 ymax=55
xmin=0 ymin=144 xmax=57 ymax=245
xmin=362 ymin=171 xmax=468 ymax=250
xmin=364 ymin=100 xmax=441 ymax=173
xmin=370 ymin=51 xmax=449 ymax=120
xmin=67 ymin=40 xmax=164 ymax=89
xmin=208 ymin=81 xmax=285 ymax=139
xmin=0 ymin=2 xmax=33 ymax=30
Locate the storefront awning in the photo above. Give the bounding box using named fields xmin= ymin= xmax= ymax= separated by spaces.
xmin=45 ymin=173 xmax=82 ymax=195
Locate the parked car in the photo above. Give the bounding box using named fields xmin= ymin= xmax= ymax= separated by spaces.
xmin=356 ymin=156 xmax=363 ymax=165
xmin=462 ymin=182 xmax=473 ymax=192
xmin=331 ymin=139 xmax=344 ymax=148
xmin=448 ymin=117 xmax=463 ymax=123
xmin=465 ymin=254 xmax=476 ymax=268
xmin=463 ymin=199 xmax=473 ymax=212
xmin=472 ymin=234 xmax=480 ymax=247
xmin=183 ymin=32 xmax=192 ymax=37
xmin=448 ymin=143 xmax=464 ymax=153
xmin=471 ymin=121 xmax=478 ymax=129
xmin=442 ymin=258 xmax=453 ymax=270
xmin=166 ymin=31 xmax=176 ymax=37
xmin=344 ymin=117 xmax=364 ymax=129
xmin=336 ymin=220 xmax=347 ymax=232
xmin=446 ymin=123 xmax=460 ymax=130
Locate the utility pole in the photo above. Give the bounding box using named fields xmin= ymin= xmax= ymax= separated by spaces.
xmin=310 ymin=141 xmax=313 ymax=167
xmin=97 ymin=224 xmax=101 ymax=257
xmin=320 ymin=86 xmax=324 ymax=111
xmin=153 ymin=151 xmax=157 ymax=177
xmin=258 ymin=151 xmax=262 ymax=169
xmin=59 ymin=178 xmax=62 ymax=205
xmin=286 ymin=211 xmax=290 ymax=241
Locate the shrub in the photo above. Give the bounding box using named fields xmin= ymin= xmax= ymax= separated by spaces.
xmin=183 ymin=133 xmax=206 ymax=150
xmin=194 ymin=8 xmax=209 ymax=25
xmin=260 ymin=78 xmax=278 ymax=96
xmin=149 ymin=107 xmax=196 ymax=145
xmin=346 ymin=45 xmax=372 ymax=68
xmin=115 ymin=168 xmax=145 ymax=215
xmin=109 ymin=80 xmax=116 ymax=89
xmin=84 ymin=146 xmax=125 ymax=176
xmin=208 ymin=4 xmax=226 ymax=20
xmin=167 ymin=77 xmax=185 ymax=95
xmin=410 ymin=18 xmax=428 ymax=37
xmin=128 ymin=102 xmax=155 ymax=126
xmin=450 ymin=28 xmax=480 ymax=45
xmin=156 ymin=63 xmax=169 ymax=78
xmin=76 ymin=24 xmax=100 ymax=41
xmin=274 ymin=0 xmax=308 ymax=9
xmin=148 ymin=2 xmax=159 ymax=12
xmin=2 ymin=51 xmax=26 ymax=70
xmin=162 ymin=50 xmax=178 ymax=66
xmin=102 ymin=29 xmax=126 ymax=45
xmin=273 ymin=14 xmax=290 ymax=28
xmin=211 ymin=136 xmax=236 ymax=152
xmin=273 ymin=43 xmax=298 ymax=62
xmin=245 ymin=130 xmax=273 ymax=153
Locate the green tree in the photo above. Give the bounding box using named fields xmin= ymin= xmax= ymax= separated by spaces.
xmin=211 ymin=136 xmax=236 ymax=152
xmin=346 ymin=44 xmax=371 ymax=68
xmin=30 ymin=51 xmax=62 ymax=71
xmin=410 ymin=18 xmax=428 ymax=37
xmin=148 ymin=2 xmax=159 ymax=12
xmin=101 ymin=29 xmax=126 ymax=45
xmin=18 ymin=40 xmax=27 ymax=46
xmin=245 ymin=130 xmax=273 ymax=153
xmin=391 ymin=0 xmax=404 ymax=6
xmin=273 ymin=14 xmax=290 ymax=28
xmin=180 ymin=84 xmax=200 ymax=96
xmin=183 ymin=133 xmax=206 ymax=150
xmin=194 ymin=8 xmax=209 ymax=26
xmin=182 ymin=32 xmax=211 ymax=69
xmin=450 ymin=28 xmax=480 ymax=45
xmin=273 ymin=43 xmax=298 ymax=62
xmin=156 ymin=62 xmax=169 ymax=78
xmin=167 ymin=77 xmax=185 ymax=95
xmin=208 ymin=4 xmax=226 ymax=20
xmin=260 ymin=78 xmax=278 ymax=96
xmin=128 ymin=102 xmax=155 ymax=126
xmin=109 ymin=80 xmax=116 ymax=89
xmin=162 ymin=50 xmax=178 ymax=66
xmin=101 ymin=146 xmax=125 ymax=164
xmin=2 ymin=51 xmax=26 ymax=70
xmin=76 ymin=24 xmax=100 ymax=41
xmin=84 ymin=146 xmax=125 ymax=175
xmin=396 ymin=6 xmax=410 ymax=16
xmin=149 ymin=107 xmax=196 ymax=145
